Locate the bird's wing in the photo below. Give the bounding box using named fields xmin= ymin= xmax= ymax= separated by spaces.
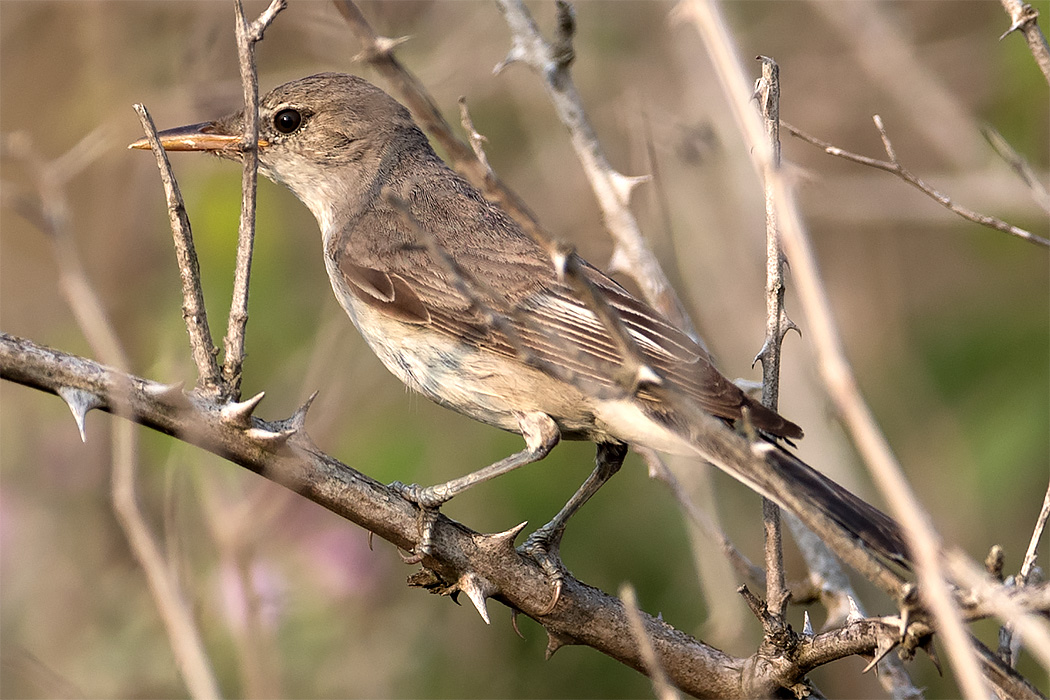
xmin=329 ymin=166 xmax=801 ymax=439
xmin=333 ymin=231 xmax=800 ymax=439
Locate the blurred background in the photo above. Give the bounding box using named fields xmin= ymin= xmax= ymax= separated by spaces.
xmin=1 ymin=1 xmax=1047 ymax=697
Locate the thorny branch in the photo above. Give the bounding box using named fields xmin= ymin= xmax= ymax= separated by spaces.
xmin=753 ymin=54 xmax=791 ymax=634
xmin=6 ymin=332 xmax=1049 ymax=699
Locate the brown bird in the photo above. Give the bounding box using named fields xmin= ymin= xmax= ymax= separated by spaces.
xmin=133 ymin=73 xmax=907 ymax=607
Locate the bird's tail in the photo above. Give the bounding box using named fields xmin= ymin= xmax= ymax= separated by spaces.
xmin=646 ymin=402 xmax=910 ymax=567
xmin=764 ymin=446 xmax=910 ymax=566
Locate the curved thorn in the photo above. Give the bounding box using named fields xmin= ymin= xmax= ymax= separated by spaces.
xmin=493 ymin=45 xmax=526 ymax=75
xmin=608 ymin=171 xmax=650 ymax=206
xmin=220 ymin=391 xmax=265 ymax=428
xmin=921 ymin=639 xmax=943 ymax=676
xmin=802 ymin=610 xmax=813 ymax=637
xmin=510 ymin=609 xmax=526 ymax=640
xmin=57 ymin=386 xmax=104 ymax=443
xmin=367 ymin=531 xmax=375 ymax=552
xmin=544 ymin=630 xmax=571 ymax=659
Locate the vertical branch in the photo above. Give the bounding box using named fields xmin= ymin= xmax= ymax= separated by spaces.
xmin=133 ymin=106 xmax=223 ymax=393
xmin=754 ymin=55 xmax=789 ymax=623
xmin=223 ymin=0 xmax=287 ymax=399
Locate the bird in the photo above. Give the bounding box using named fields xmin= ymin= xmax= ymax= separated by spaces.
xmin=132 ymin=73 xmax=908 ymax=607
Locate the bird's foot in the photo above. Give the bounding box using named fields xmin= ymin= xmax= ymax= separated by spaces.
xmin=520 ymin=525 xmax=566 ymax=615
xmin=390 ymin=481 xmax=450 ymax=563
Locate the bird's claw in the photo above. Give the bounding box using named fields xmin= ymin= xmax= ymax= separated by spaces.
xmin=390 ymin=480 xmax=448 ymax=562
xmin=520 ymin=528 xmax=566 ymax=615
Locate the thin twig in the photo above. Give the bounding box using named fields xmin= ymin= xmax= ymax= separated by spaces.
xmin=1019 ymin=481 xmax=1050 ymax=585
xmin=132 ymin=105 xmax=223 ymax=392
xmin=1000 ymin=480 xmax=1050 ymax=666
xmin=458 ymin=97 xmax=492 ymax=175
xmin=493 ymin=0 xmax=700 ymax=342
xmin=675 ymin=1 xmax=989 ymax=697
xmin=999 ymin=0 xmax=1050 ymax=86
xmin=223 ymin=0 xmax=287 ymax=399
xmin=620 ymin=583 xmax=680 ymax=700
xmin=782 ymin=118 xmax=1050 ymax=249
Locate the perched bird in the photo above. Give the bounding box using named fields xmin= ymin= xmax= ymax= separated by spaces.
xmin=133 ymin=73 xmax=907 ymax=606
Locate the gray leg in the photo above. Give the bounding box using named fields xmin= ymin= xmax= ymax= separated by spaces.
xmin=393 ymin=411 xmax=560 ymax=562
xmin=522 ymin=441 xmax=628 ymax=613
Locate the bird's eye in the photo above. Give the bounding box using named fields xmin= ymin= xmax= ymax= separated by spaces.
xmin=273 ymin=108 xmax=303 ymax=134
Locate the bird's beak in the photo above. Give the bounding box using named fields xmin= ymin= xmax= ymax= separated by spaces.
xmin=128 ymin=121 xmax=268 ymax=152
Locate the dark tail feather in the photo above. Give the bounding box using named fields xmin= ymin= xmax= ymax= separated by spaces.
xmin=768 ymin=448 xmax=910 ymax=567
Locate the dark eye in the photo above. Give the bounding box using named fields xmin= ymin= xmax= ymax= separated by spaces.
xmin=273 ymin=108 xmax=302 ymax=134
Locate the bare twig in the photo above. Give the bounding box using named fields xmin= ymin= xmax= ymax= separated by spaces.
xmin=620 ymin=584 xmax=680 ymax=700
xmin=782 ymin=118 xmax=1050 ymax=249
xmin=457 ymin=97 xmax=492 ymax=175
xmin=1019 ymin=482 xmax=1050 ymax=586
xmin=999 ymin=0 xmax=1050 ymax=86
xmin=223 ymin=0 xmax=287 ymax=399
xmin=3 ymin=135 xmax=221 ymax=700
xmin=493 ymin=0 xmax=700 ymax=342
xmin=132 ymin=105 xmax=223 ymax=392
xmin=675 ymin=1 xmax=989 ymax=697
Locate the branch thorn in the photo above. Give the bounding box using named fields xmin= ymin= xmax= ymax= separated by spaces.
xmin=609 ymin=171 xmax=650 ymax=206
xmin=57 ymin=386 xmax=104 ymax=442
xmin=143 ymin=380 xmax=192 ymax=408
xmin=288 ymin=391 xmax=318 ymax=431
xmin=459 ymin=572 xmax=494 ymax=624
xmin=544 ymin=629 xmax=573 ymax=659
xmin=220 ymin=391 xmax=265 ymax=429
xmin=489 ymin=520 xmax=529 ymax=551
xmin=845 ymin=595 xmax=864 ymax=624
xmin=244 ymin=425 xmax=295 ymax=449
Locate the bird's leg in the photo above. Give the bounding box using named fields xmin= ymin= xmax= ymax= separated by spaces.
xmin=522 ymin=441 xmax=628 ymax=614
xmin=392 ymin=411 xmax=560 ymax=563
